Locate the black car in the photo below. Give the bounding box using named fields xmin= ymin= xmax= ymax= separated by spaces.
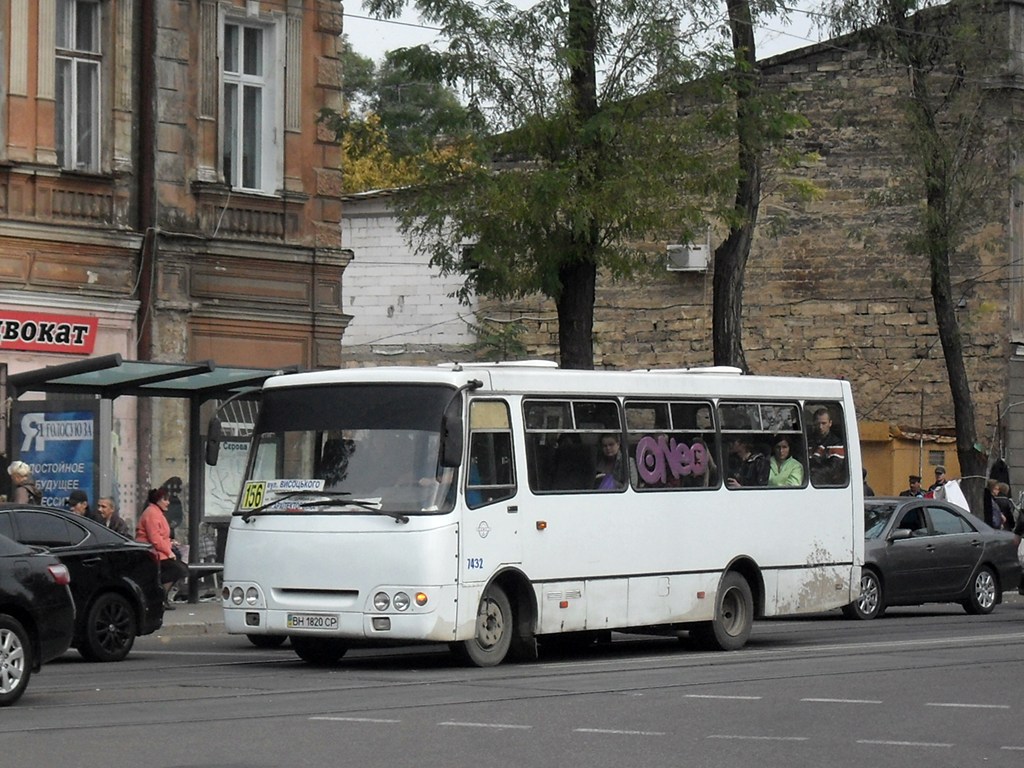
xmin=0 ymin=504 xmax=164 ymax=662
xmin=845 ymin=497 xmax=1022 ymax=620
xmin=1 ymin=532 xmax=76 ymax=706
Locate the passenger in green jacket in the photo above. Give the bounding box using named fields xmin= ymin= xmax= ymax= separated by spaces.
xmin=768 ymin=435 xmax=804 ymax=487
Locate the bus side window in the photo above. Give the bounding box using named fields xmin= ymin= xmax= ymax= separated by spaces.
xmin=467 ymin=401 xmax=516 ymax=508
xmin=805 ymin=401 xmax=849 ymax=487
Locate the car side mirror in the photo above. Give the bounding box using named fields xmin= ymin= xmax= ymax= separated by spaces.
xmin=888 ymin=528 xmax=913 ymax=542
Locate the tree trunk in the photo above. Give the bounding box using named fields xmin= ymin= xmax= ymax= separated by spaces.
xmin=712 ymin=0 xmax=761 ymax=373
xmin=557 ymin=258 xmax=597 ymax=370
xmin=559 ymin=0 xmax=600 ymax=371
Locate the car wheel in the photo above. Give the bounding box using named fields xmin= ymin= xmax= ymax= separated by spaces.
xmin=0 ymin=614 xmax=33 ymax=707
xmin=291 ymin=636 xmax=348 ymax=665
xmin=844 ymin=569 xmax=884 ymax=620
xmin=247 ymin=634 xmax=288 ymax=649
xmin=79 ymin=592 xmax=137 ymax=662
xmin=451 ymin=583 xmax=513 ymax=667
xmin=690 ymin=572 xmax=754 ymax=651
xmin=962 ymin=566 xmax=998 ymax=615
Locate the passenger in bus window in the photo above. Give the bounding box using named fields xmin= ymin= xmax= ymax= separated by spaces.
xmin=551 ymin=434 xmax=594 ymax=491
xmin=595 ymin=433 xmax=627 ymax=490
xmin=768 ymin=435 xmax=804 ymax=487
xmin=808 ymin=408 xmax=846 ymax=485
xmin=726 ymin=436 xmax=769 ymax=489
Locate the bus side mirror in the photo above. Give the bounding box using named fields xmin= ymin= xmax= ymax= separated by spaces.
xmin=439 ymin=399 xmax=464 ymax=468
xmin=206 ymin=418 xmax=223 ymax=466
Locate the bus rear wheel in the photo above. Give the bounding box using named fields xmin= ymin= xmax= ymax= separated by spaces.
xmin=452 ymin=583 xmax=513 ymax=667
xmin=690 ymin=572 xmax=753 ymax=651
xmin=291 ymin=636 xmax=348 ymax=665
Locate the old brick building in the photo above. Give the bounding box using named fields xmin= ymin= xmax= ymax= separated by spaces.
xmin=1 ymin=1 xmax=348 ymax=513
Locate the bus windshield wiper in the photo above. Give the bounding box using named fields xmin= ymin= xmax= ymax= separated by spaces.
xmin=293 ymin=497 xmax=409 ymax=524
xmin=238 ymin=490 xmax=407 ymax=523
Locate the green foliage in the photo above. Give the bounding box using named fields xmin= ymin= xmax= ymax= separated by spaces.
xmin=464 ymin=315 xmax=529 ymax=361
xmin=365 ymin=0 xmax=766 ymax=306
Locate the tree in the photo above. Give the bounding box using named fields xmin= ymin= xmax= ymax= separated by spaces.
xmin=366 ymin=0 xmax=737 ymax=369
xmin=823 ymin=0 xmax=1010 ymax=505
xmin=373 ymin=53 xmax=473 ymax=157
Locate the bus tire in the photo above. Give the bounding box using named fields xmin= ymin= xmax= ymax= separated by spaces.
xmin=453 ymin=583 xmax=513 ymax=667
xmin=291 ymin=636 xmax=348 ymax=665
xmin=692 ymin=572 xmax=753 ymax=651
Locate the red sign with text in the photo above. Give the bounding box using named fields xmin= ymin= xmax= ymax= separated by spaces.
xmin=0 ymin=310 xmax=98 ymax=355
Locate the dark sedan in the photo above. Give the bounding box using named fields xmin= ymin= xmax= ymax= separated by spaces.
xmin=0 ymin=504 xmax=164 ymax=662
xmin=1 ymin=532 xmax=75 ymax=706
xmin=844 ymin=497 xmax=1022 ymax=620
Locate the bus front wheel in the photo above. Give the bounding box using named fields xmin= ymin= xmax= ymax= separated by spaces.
xmin=452 ymin=584 xmax=513 ymax=667
xmin=690 ymin=572 xmax=753 ymax=651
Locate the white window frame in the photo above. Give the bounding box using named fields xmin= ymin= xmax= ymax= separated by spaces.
xmin=55 ymin=0 xmax=102 ymax=172
xmin=220 ymin=12 xmax=283 ymax=195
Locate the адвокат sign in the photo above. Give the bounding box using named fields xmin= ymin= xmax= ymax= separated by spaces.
xmin=0 ymin=309 xmax=98 ymax=355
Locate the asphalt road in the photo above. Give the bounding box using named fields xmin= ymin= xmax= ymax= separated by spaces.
xmin=4 ymin=600 xmax=1024 ymax=768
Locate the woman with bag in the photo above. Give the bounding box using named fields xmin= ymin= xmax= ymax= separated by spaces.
xmin=136 ymin=487 xmax=188 ymax=610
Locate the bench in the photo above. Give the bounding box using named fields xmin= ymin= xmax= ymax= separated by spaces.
xmin=186 ymin=562 xmax=224 ymax=602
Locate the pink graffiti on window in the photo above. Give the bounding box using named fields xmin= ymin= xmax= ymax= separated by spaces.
xmin=635 ymin=435 xmax=708 ymax=485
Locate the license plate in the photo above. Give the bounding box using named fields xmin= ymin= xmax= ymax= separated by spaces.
xmin=287 ymin=613 xmax=340 ymax=630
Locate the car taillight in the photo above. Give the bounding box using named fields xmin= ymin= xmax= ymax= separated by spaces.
xmin=48 ymin=563 xmax=71 ymax=585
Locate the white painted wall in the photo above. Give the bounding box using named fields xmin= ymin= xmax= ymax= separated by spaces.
xmin=341 ymin=193 xmax=478 ymax=353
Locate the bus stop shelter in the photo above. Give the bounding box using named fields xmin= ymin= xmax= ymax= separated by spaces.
xmin=2 ymin=353 xmax=297 ymax=601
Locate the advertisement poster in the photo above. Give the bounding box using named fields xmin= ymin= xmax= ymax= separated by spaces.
xmin=12 ymin=401 xmax=98 ymax=508
xmin=204 ymin=440 xmax=250 ymax=518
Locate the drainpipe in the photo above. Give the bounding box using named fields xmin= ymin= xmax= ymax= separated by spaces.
xmin=137 ymin=0 xmax=158 ymax=490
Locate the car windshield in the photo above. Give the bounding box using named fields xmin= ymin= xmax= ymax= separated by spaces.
xmin=864 ymin=502 xmax=898 ymax=539
xmin=241 ymin=383 xmax=458 ymax=516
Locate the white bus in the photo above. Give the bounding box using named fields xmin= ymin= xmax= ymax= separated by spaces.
xmin=215 ymin=363 xmax=863 ymax=666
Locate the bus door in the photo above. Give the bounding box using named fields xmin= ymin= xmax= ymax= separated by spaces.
xmin=460 ymin=399 xmax=522 ymax=587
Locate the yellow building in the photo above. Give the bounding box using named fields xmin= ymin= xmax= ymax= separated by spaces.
xmin=860 ymin=421 xmax=961 ymax=497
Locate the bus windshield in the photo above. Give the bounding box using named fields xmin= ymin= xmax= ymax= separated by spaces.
xmin=241 ymin=384 xmax=458 ymax=516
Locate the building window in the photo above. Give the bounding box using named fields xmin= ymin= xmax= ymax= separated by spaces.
xmin=55 ymin=0 xmax=101 ymax=171
xmin=222 ymin=19 xmax=278 ymax=193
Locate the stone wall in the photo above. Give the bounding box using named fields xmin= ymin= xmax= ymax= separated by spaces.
xmin=489 ymin=32 xmax=1015 ymax=449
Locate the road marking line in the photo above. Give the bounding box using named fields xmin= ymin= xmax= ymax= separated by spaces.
xmin=575 ymin=728 xmax=665 ymax=736
xmin=440 ymin=722 xmax=532 ymax=730
xmin=310 ymin=716 xmax=402 ymax=723
xmin=926 ymin=702 xmax=1011 ymax=709
xmin=801 ymin=698 xmax=882 ymax=704
xmin=856 ymin=740 xmax=952 ymax=748
xmin=708 ymin=735 xmax=808 ymax=741
xmin=685 ymin=694 xmax=762 ymax=700
xmin=1000 ymin=746 xmax=1024 ymax=751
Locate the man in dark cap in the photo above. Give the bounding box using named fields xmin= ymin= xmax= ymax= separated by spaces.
xmin=66 ymin=489 xmax=100 ymax=521
xmin=928 ymin=466 xmax=947 ymax=493
xmin=900 ymin=475 xmax=924 ymax=497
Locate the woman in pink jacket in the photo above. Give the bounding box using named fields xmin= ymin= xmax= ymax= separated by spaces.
xmin=136 ymin=487 xmax=187 ymax=610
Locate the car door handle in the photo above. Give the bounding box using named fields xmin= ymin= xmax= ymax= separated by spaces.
xmin=970 ymin=539 xmax=983 ymax=548
xmin=80 ymin=556 xmax=104 ymax=565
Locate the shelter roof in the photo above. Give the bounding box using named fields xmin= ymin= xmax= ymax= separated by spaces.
xmin=7 ymin=353 xmax=299 ymax=401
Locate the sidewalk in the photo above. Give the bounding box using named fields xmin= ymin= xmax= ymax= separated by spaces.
xmin=155 ymin=598 xmax=226 ymax=637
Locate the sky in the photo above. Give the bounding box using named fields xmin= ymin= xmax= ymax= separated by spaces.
xmin=341 ymin=3 xmax=827 ymax=65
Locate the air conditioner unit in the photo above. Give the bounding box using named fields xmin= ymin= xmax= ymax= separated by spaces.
xmin=665 ymin=242 xmax=709 ymax=272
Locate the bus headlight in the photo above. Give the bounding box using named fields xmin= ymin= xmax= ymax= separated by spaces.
xmin=373 ymin=592 xmax=390 ymax=611
xmin=415 ymin=592 xmax=429 ymax=607
xmin=393 ymin=592 xmax=410 ymax=611
xmin=245 ymin=587 xmax=259 ymax=605
xmin=231 ymin=587 xmax=244 ymax=605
